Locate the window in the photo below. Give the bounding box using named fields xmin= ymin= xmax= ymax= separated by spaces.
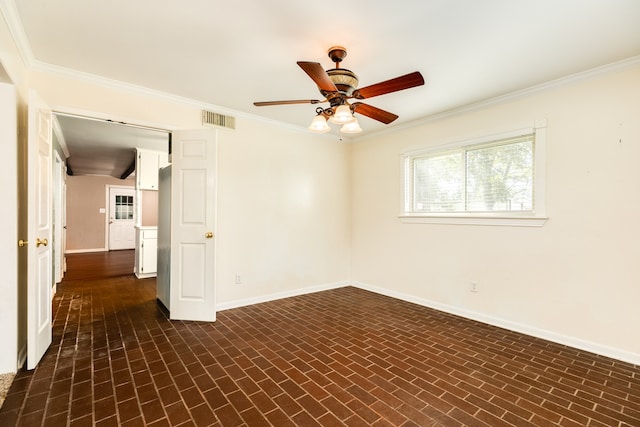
xmin=115 ymin=195 xmax=134 ymax=220
xmin=402 ymin=126 xmax=547 ymax=226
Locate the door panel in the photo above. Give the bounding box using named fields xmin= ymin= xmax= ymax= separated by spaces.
xmin=178 ymin=243 xmax=206 ymax=299
xmin=169 ymin=130 xmax=216 ymax=321
xmin=27 ymin=91 xmax=52 ymax=370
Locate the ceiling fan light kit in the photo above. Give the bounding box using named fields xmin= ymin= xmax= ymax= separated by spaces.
xmin=308 ymin=113 xmax=331 ymax=133
xmin=340 ymin=118 xmax=363 ymax=134
xmin=254 ymin=46 xmax=425 ymax=135
xmin=330 ymin=104 xmax=355 ymax=124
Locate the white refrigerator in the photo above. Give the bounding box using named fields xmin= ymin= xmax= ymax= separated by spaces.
xmin=157 ymin=164 xmax=171 ymax=309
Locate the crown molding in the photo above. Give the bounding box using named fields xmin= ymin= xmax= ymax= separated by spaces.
xmin=31 ymin=58 xmax=319 ymax=134
xmin=355 ymin=54 xmax=640 ymax=143
xmin=0 ymin=0 xmax=34 ymax=66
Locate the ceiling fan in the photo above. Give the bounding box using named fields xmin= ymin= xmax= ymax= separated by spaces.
xmin=253 ymin=46 xmax=425 ymax=133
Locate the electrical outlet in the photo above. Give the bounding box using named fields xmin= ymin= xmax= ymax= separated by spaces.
xmin=470 ymin=282 xmax=478 ymax=293
xmin=235 ymin=274 xmax=242 ymax=285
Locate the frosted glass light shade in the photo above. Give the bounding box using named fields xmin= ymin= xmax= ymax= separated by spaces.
xmin=308 ymin=115 xmax=330 ymax=133
xmin=340 ymin=118 xmax=362 ymax=133
xmin=330 ymin=105 xmax=354 ymax=124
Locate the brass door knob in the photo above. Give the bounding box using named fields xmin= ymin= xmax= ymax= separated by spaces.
xmin=18 ymin=239 xmax=28 ymax=247
xmin=205 ymin=232 xmax=214 ymax=239
xmin=36 ymin=238 xmax=48 ymax=247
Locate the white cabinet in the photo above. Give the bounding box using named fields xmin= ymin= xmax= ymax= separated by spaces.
xmin=134 ymin=227 xmax=157 ymax=278
xmin=133 ymin=148 xmax=167 ymax=279
xmin=136 ymin=149 xmax=169 ymax=190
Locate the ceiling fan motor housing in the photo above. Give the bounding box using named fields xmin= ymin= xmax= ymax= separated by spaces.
xmin=324 ymin=68 xmax=359 ymax=97
xmin=321 ymin=46 xmax=359 ymax=98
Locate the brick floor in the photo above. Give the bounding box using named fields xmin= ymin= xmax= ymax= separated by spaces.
xmin=1 ymin=255 xmax=639 ymax=425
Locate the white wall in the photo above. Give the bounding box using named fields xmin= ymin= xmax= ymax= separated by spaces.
xmin=350 ymin=65 xmax=640 ymax=363
xmin=216 ymin=121 xmax=351 ymax=306
xmin=28 ymin=69 xmax=352 ymax=309
xmin=0 ymin=83 xmax=18 ymax=373
xmin=65 ymin=175 xmax=134 ymax=252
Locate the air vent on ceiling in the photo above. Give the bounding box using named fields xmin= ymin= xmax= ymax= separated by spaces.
xmin=202 ymin=110 xmax=236 ymax=130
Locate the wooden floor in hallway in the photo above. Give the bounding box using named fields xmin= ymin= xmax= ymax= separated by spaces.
xmin=0 ymin=251 xmax=639 ymax=426
xmin=63 ymin=250 xmax=136 ymax=281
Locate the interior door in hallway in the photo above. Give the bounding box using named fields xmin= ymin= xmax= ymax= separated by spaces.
xmin=108 ymin=186 xmax=135 ymax=250
xmin=26 ymin=91 xmax=53 ymax=370
xmin=168 ymin=129 xmax=217 ymax=321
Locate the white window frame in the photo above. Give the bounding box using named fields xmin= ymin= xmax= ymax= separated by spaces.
xmin=400 ymin=121 xmax=548 ymax=227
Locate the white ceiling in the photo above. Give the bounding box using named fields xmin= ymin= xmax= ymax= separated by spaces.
xmin=4 ymin=0 xmax=640 ymax=176
xmin=54 ymin=115 xmax=169 ymax=177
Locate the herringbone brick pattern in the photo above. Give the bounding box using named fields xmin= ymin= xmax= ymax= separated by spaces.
xmin=1 ymin=252 xmax=639 ymax=426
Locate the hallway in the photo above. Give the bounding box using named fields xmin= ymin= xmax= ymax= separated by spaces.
xmin=0 ymin=252 xmax=639 ymax=426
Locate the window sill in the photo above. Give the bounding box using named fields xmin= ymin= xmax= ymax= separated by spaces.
xmin=399 ymin=214 xmax=548 ymax=227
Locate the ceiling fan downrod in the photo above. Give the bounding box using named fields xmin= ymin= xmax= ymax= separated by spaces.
xmin=327 ymin=46 xmax=347 ymax=68
xmin=324 ymin=47 xmax=359 ymax=97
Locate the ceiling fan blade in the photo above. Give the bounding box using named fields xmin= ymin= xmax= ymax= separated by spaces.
xmin=352 ymin=102 xmax=399 ymax=124
xmin=254 ymin=99 xmax=323 ymax=107
xmin=353 ymin=71 xmax=424 ymax=99
xmin=297 ymin=61 xmax=338 ymax=93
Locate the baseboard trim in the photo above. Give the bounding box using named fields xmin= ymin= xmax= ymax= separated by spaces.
xmin=216 ymin=281 xmax=350 ymax=312
xmin=65 ymin=248 xmax=107 ymax=254
xmin=135 ymin=272 xmax=157 ymax=279
xmin=351 ymin=281 xmax=640 ymax=366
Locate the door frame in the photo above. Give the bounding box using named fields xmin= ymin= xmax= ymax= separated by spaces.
xmin=105 ymin=185 xmax=136 ymax=250
xmin=53 ymin=150 xmax=66 ymax=287
xmin=52 ymin=106 xmax=174 ymax=253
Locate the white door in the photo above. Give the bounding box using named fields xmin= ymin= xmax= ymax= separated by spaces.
xmin=169 ymin=130 xmax=217 ymax=321
xmin=108 ymin=186 xmax=136 ymax=250
xmin=27 ymin=91 xmax=53 ymax=370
